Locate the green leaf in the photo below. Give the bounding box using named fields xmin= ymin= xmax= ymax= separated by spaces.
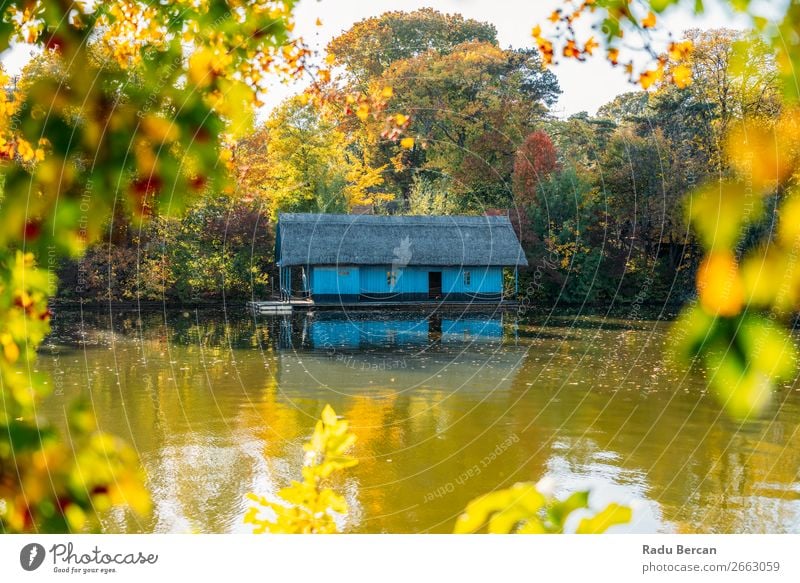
xmin=667 ymin=305 xmax=718 ymax=365
xmin=740 ymin=316 xmax=797 ymax=382
xmin=1 ymin=422 xmax=57 ymax=453
xmin=649 ymin=0 xmax=678 ymax=12
xmin=707 ymin=351 xmax=773 ymax=420
xmin=548 ymin=490 xmax=590 ymax=530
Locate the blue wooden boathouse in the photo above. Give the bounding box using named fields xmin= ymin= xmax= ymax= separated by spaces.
xmin=275 ymin=213 xmax=528 ymax=303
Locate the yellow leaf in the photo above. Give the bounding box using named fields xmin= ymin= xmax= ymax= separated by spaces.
xmin=188 ymin=49 xmax=215 ymax=88
xmin=245 ymin=403 xmax=357 ymax=534
xmin=17 ymin=139 xmax=35 ymax=162
xmin=488 ymin=507 xmax=528 ymax=534
xmin=315 ymin=18 xmax=323 ymax=26
xmin=356 ymin=103 xmax=370 ymax=122
xmin=65 ymin=505 xmax=87 ymax=531
xmin=668 ymin=40 xmax=694 ymax=61
xmin=584 ymin=36 xmax=599 ymax=56
xmin=696 ymin=252 xmax=745 ymax=317
xmin=688 ymin=182 xmax=761 ymax=252
xmin=2 ymin=336 xmax=20 ymax=363
xmin=576 ymin=504 xmax=632 ymax=534
xmin=539 ymin=39 xmax=554 ymax=65
xmin=400 ymin=137 xmax=415 ymax=149
xmin=381 ymin=86 xmax=394 ymax=98
xmin=454 ymin=483 xmax=544 ymax=534
xmin=141 ymin=115 xmax=180 ymax=143
xmin=741 ymin=248 xmax=788 ymax=309
xmin=726 ymin=113 xmax=799 ymax=190
xmin=321 ymin=404 xmax=338 ymax=426
xmin=671 ymin=64 xmax=692 ymax=89
xmin=642 ymin=12 xmax=657 ymax=29
xmin=394 ymin=113 xmax=409 ymax=126
xmin=563 ymin=40 xmax=580 ymax=59
xmin=638 ymin=67 xmax=662 ymax=89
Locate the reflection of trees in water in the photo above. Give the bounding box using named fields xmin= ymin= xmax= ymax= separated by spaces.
xmin=47 ymin=309 xmax=278 ymax=350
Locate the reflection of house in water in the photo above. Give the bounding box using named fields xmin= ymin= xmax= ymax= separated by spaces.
xmin=297 ymin=312 xmax=505 ymax=350
xmin=310 ymin=316 xmax=430 ymax=349
xmin=440 ymin=317 xmax=503 ymax=343
xmin=274 ymin=312 xmax=524 ymax=397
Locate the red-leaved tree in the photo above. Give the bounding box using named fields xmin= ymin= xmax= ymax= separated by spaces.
xmin=512 ymin=130 xmax=558 ymax=208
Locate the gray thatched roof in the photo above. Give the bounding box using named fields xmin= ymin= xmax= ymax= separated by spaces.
xmin=277 ymin=213 xmax=528 ymax=267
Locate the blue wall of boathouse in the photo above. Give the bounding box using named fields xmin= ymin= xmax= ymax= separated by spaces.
xmin=308 ymin=265 xmax=504 ymax=303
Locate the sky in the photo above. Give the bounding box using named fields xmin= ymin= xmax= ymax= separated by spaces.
xmin=0 ymin=0 xmax=749 ymax=118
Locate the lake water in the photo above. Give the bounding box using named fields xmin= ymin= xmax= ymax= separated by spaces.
xmin=38 ymin=308 xmax=800 ymax=533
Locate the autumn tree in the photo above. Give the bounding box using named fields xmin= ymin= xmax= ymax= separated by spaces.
xmin=323 ymin=10 xmax=560 ymax=210
xmin=594 ymin=29 xmax=780 ymax=278
xmin=670 ymin=29 xmax=781 ymax=172
xmin=235 ymin=97 xmax=393 ymax=217
xmin=600 ymin=128 xmax=690 ymax=269
xmin=683 ymin=29 xmax=780 ymax=130
xmin=512 ymin=130 xmax=559 ymax=208
xmin=327 ymin=8 xmax=498 ymax=83
xmin=383 ymin=41 xmax=560 ymax=207
xmin=545 ymin=113 xmax=614 ymax=173
xmin=596 ymin=91 xmax=650 ymax=123
xmin=406 ymin=174 xmax=460 ymax=216
xmin=527 ymin=165 xmax=608 ymax=303
xmin=167 ymin=195 xmax=274 ymax=301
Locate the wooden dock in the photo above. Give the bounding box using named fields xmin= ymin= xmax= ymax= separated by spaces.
xmin=246 ymin=299 xmax=313 ymax=315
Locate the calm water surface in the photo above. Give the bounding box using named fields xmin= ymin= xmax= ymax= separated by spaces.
xmin=38 ymin=309 xmax=800 ymax=533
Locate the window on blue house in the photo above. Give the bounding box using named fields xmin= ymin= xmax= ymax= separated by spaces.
xmin=387 ymin=270 xmax=397 ymax=287
xmin=464 ymin=271 xmax=471 ymax=286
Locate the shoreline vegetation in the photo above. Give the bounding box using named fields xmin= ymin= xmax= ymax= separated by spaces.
xmin=47 ymin=299 xmax=685 ymax=315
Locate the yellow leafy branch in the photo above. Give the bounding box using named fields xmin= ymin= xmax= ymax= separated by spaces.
xmin=454 ymin=479 xmax=632 ymax=534
xmin=245 ymin=405 xmax=357 ymax=534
